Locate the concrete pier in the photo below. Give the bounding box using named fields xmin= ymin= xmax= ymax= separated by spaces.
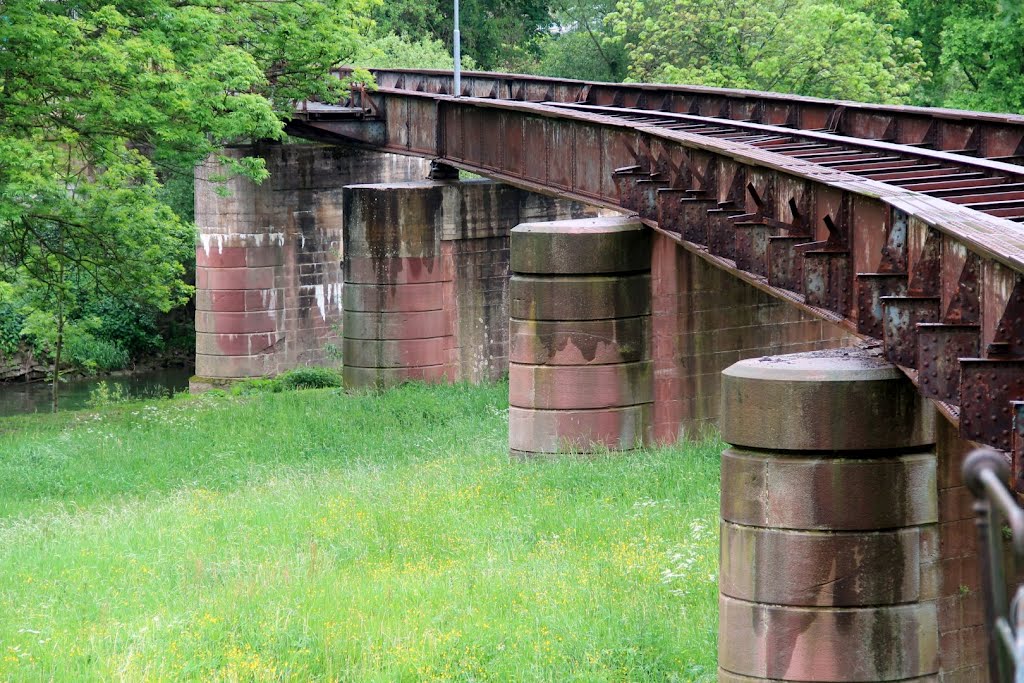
xmin=192 ymin=144 xmax=428 ymax=389
xmin=341 ymin=180 xmax=595 ymax=389
xmin=717 ymin=349 xmax=939 ymax=682
xmin=508 ymin=217 xmax=653 ymax=456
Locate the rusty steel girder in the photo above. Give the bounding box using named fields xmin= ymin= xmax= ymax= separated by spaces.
xmin=347 ymin=69 xmax=1024 ymax=162
xmin=290 ymin=70 xmax=1024 ymax=483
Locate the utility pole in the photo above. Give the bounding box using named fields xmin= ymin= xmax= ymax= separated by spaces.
xmin=453 ymin=0 xmax=461 ymax=97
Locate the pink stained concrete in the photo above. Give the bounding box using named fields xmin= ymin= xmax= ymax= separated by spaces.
xmin=344 ymin=310 xmax=452 ymax=341
xmin=196 ymin=246 xmax=247 ymax=269
xmin=649 ymin=231 xmax=857 ymax=442
xmin=195 ymin=310 xmax=278 ymax=335
xmin=345 ymin=256 xmax=454 ymax=285
xmin=196 ymin=332 xmax=283 ymax=357
xmin=342 ymin=282 xmax=445 ymax=313
xmin=508 ymin=404 xmax=653 ymax=453
xmin=508 ymin=362 xmax=653 ymax=410
xmin=343 ymin=337 xmax=449 ymax=369
xmin=197 ymin=266 xmax=277 ymax=291
xmin=508 ymin=317 xmax=650 ymax=366
xmin=719 ymin=595 xmax=938 ymax=681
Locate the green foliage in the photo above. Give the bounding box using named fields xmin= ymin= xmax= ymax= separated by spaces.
xmin=0 ymin=0 xmax=377 ymax=385
xmin=608 ymin=0 xmax=926 ymax=102
xmin=229 ymin=377 xmax=284 ymax=396
xmin=0 ymin=303 xmax=23 ymax=356
xmin=0 ymin=382 xmax=720 ymax=679
xmin=277 ymin=366 xmax=343 ymax=390
xmin=228 ymin=367 xmax=342 ymax=395
xmin=63 ymin=334 xmax=130 ymax=374
xmin=935 ymin=1 xmax=1024 ymax=113
xmin=86 ymin=380 xmax=130 ymax=408
xmin=355 ymin=34 xmax=477 ymax=70
xmin=536 ymin=30 xmax=625 ymax=82
xmin=534 ymin=0 xmax=626 ymax=81
xmin=371 ymin=0 xmax=551 ymax=70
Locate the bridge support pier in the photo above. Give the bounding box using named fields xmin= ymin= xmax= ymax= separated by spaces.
xmin=718 ymin=349 xmax=939 ymax=682
xmin=341 ymin=180 xmax=594 ymax=388
xmin=507 ymin=217 xmax=653 ymax=457
xmin=192 ymin=144 xmax=429 ymax=390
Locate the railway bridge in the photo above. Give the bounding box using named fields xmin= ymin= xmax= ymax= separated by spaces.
xmin=194 ymin=69 xmax=1024 ymax=682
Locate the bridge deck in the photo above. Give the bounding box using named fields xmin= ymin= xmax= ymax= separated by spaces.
xmin=290 ymin=69 xmax=1024 ymax=484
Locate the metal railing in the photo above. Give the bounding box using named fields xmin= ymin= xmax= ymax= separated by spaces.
xmin=964 ymin=449 xmax=1024 ymax=682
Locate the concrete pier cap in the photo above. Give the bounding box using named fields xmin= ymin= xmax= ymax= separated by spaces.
xmin=720 ymin=348 xmax=935 ymax=452
xmin=717 ymin=348 xmax=940 ymax=683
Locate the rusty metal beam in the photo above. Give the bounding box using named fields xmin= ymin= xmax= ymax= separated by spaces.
xmin=289 ymin=70 xmax=1024 ymax=472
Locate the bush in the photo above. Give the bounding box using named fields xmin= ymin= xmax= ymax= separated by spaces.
xmin=230 ymin=378 xmax=284 ymax=396
xmin=277 ymin=367 xmax=342 ymax=390
xmin=64 ymin=334 xmax=130 ymax=373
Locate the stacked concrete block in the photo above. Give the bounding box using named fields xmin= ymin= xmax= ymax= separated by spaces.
xmin=508 ymin=217 xmax=653 ymax=456
xmin=341 ymin=179 xmax=594 ymax=389
xmin=717 ymin=349 xmax=939 ymax=682
xmin=193 ymin=144 xmax=429 ymax=388
xmin=342 ymin=182 xmax=453 ymax=388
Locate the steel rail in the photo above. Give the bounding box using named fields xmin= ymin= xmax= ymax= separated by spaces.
xmin=291 ymin=72 xmax=1024 ymax=477
xmin=344 ymin=68 xmax=1024 ymax=162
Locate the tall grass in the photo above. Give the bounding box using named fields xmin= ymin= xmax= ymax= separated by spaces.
xmin=0 ymin=382 xmax=720 ymax=681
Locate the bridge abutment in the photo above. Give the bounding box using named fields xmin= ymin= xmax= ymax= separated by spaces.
xmin=507 ymin=217 xmax=653 ymax=456
xmin=192 ymin=144 xmax=429 ymax=389
xmin=341 ymin=179 xmax=594 ymax=389
xmin=718 ymin=349 xmax=939 ymax=682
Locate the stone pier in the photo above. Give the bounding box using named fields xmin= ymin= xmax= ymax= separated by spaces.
xmin=717 ymin=349 xmax=939 ymax=682
xmin=192 ymin=144 xmax=428 ymax=389
xmin=341 ymin=179 xmax=595 ymax=388
xmin=507 ymin=217 xmax=653 ymax=456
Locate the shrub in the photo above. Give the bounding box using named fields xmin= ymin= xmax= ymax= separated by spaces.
xmin=64 ymin=334 xmax=130 ymax=373
xmin=277 ymin=367 xmax=342 ymax=390
xmin=230 ymin=378 xmax=283 ymax=396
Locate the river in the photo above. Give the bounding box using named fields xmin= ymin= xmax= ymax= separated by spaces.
xmin=0 ymin=366 xmax=194 ymax=417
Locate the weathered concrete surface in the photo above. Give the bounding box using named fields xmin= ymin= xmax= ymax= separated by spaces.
xmin=192 ymin=144 xmax=428 ymax=388
xmin=650 ymin=232 xmax=858 ymax=441
xmin=509 ymin=217 xmax=652 ymax=456
xmin=718 ymin=349 xmax=940 ymax=683
xmin=933 ymin=418 xmax=988 ymax=682
xmin=341 ymin=180 xmax=595 ymax=388
xmin=720 ymin=349 xmax=936 ymax=451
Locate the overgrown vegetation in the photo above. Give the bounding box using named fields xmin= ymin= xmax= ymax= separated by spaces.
xmin=0 ymin=381 xmax=721 ymax=680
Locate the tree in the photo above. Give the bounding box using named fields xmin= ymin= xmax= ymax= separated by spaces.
xmin=608 ymin=0 xmax=927 ymax=103
xmin=935 ymin=0 xmax=1024 ymax=113
xmin=0 ymin=0 xmax=374 ymax=404
xmin=354 ymin=34 xmax=478 ymax=70
xmin=535 ymin=0 xmax=627 ymax=81
xmin=371 ymin=0 xmax=552 ymax=71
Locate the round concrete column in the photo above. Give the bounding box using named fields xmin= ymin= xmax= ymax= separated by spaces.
xmin=508 ymin=217 xmax=652 ymax=456
xmin=718 ymin=349 xmax=939 ymax=682
xmin=342 ymin=182 xmax=452 ymax=389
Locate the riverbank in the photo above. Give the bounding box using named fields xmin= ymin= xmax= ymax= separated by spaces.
xmin=0 ymin=382 xmax=720 ymax=680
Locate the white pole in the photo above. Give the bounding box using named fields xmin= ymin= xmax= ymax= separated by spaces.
xmin=453 ymin=0 xmax=461 ymax=97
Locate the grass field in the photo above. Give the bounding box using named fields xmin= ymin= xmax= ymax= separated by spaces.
xmin=0 ymin=381 xmax=720 ymax=681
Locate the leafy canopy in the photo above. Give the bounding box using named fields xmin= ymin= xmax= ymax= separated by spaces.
xmin=0 ymin=0 xmax=375 ymax=371
xmin=608 ymin=0 xmax=926 ymax=103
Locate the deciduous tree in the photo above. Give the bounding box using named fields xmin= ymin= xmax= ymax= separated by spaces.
xmin=0 ymin=0 xmax=374 ymax=403
xmin=608 ymin=0 xmax=926 ymax=103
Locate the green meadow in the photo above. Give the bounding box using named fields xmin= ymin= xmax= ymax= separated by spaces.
xmin=0 ymin=381 xmax=720 ymax=681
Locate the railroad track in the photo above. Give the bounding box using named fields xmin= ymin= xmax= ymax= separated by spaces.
xmin=294 ymin=69 xmax=1024 ymax=485
xmin=543 ymin=102 xmax=1024 ymax=222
